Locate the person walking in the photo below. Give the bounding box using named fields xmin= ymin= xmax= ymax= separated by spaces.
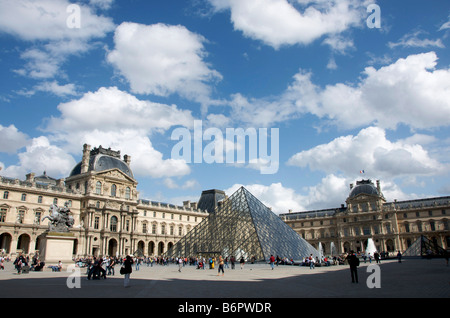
xmin=230 ymin=256 xmax=235 ymax=269
xmin=269 ymin=255 xmax=275 ymax=270
xmin=178 ymin=257 xmax=183 ymax=272
xmin=346 ymin=251 xmax=360 ymax=283
xmin=240 ymin=256 xmax=245 ymax=269
xmin=122 ymin=255 xmax=133 ymax=288
xmin=374 ymin=251 xmax=381 ymax=264
xmin=217 ymin=256 xmax=225 ymax=276
xmin=397 ymin=250 xmax=402 ymax=263
xmin=309 ymin=255 xmax=315 ymax=269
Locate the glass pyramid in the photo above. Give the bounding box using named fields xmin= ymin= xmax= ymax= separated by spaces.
xmin=166 ymin=186 xmax=319 ymax=262
xmin=403 ymin=235 xmax=448 ymax=258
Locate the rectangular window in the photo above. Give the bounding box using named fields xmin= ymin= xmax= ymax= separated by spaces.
xmin=94 ymin=217 xmax=99 ymax=230
xmin=0 ymin=208 xmax=7 ymax=222
xmin=35 ymin=211 xmax=41 ymax=224
xmin=21 ymin=194 xmax=27 ymax=201
xmin=17 ymin=210 xmax=25 ymax=223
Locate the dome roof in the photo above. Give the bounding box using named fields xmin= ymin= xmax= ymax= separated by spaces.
xmin=69 ymin=153 xmax=133 ymax=179
xmin=349 ymin=180 xmax=379 ymax=199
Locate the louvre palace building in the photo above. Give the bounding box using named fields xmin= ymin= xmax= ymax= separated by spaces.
xmin=280 ymin=180 xmax=450 ymax=256
xmin=1 ymin=144 xmax=449 ymax=260
xmin=0 ymin=144 xmax=209 ymax=259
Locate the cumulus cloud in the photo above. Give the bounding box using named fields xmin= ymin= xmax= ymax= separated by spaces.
xmin=224 ymin=174 xmax=424 ymax=215
xmin=0 ymin=0 xmax=115 ymax=79
xmin=228 ymin=52 xmax=450 ymax=130
xmin=44 ymin=86 xmax=195 ymax=178
xmin=0 ymin=124 xmax=29 ymax=154
xmin=3 ymin=136 xmax=76 ymax=179
xmin=107 ymin=22 xmax=222 ymax=105
xmin=224 ymin=175 xmax=354 ymax=214
xmin=287 ymin=126 xmax=445 ymax=179
xmin=207 ymin=0 xmax=368 ymax=49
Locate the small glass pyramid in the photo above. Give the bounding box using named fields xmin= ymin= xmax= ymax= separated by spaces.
xmin=166 ymin=186 xmax=319 ymax=262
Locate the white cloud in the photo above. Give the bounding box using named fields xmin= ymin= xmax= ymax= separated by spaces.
xmin=225 ymin=182 xmax=305 ymax=214
xmin=287 ymin=126 xmax=445 ymax=179
xmin=438 ymin=16 xmax=450 ymax=31
xmin=20 ymin=81 xmax=78 ymax=97
xmin=163 ymin=178 xmax=199 ymax=190
xmin=0 ymin=0 xmax=115 ymax=79
xmin=0 ymin=124 xmax=29 ymax=154
xmin=227 ymin=52 xmax=450 ymax=130
xmin=207 ymin=0 xmax=368 ymax=49
xmin=224 ymin=174 xmax=426 ymax=214
xmin=322 ymin=35 xmax=355 ymax=54
xmin=388 ymin=30 xmax=445 ymax=49
xmin=44 ymin=87 xmax=195 ymax=178
xmin=3 ymin=136 xmax=76 ymax=179
xmin=0 ymin=0 xmax=114 ymax=41
xmin=89 ymin=0 xmax=114 ymax=10
xmin=107 ymin=22 xmax=222 ymax=104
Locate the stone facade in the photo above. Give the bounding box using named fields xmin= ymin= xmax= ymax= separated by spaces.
xmin=280 ymin=179 xmax=450 ymax=256
xmin=0 ymin=144 xmax=208 ymax=259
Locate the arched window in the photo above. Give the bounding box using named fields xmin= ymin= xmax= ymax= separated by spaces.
xmin=125 ymin=187 xmax=131 ymax=199
xmin=96 ymin=181 xmax=102 ymax=195
xmin=110 ymin=216 xmax=118 ymax=232
xmin=3 ymin=191 xmax=9 ymax=199
xmin=111 ymin=184 xmax=117 ymax=197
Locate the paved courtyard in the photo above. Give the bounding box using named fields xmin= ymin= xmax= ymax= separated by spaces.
xmin=0 ymin=257 xmax=449 ymax=299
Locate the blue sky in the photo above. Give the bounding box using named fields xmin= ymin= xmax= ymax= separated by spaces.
xmin=0 ymin=0 xmax=449 ymax=213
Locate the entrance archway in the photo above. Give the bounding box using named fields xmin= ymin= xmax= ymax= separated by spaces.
xmin=343 ymin=242 xmax=350 ymax=253
xmin=158 ymin=241 xmax=164 ymax=255
xmin=17 ymin=234 xmax=30 ymax=254
xmin=0 ymin=233 xmax=12 ymax=254
xmin=108 ymin=238 xmax=118 ymax=257
xmin=385 ymin=239 xmax=395 ymax=252
xmin=148 ymin=241 xmax=155 ymax=255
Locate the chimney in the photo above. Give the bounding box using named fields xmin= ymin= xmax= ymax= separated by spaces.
xmin=124 ymin=154 xmax=131 ymax=166
xmin=81 ymin=144 xmax=91 ymax=174
xmin=376 ymin=180 xmax=381 ymax=192
xmin=26 ymin=172 xmax=35 ymax=182
xmin=350 ymin=183 xmax=353 ymax=190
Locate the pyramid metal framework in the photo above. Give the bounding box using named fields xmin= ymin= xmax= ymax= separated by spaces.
xmin=166 ymin=187 xmax=319 ymax=261
xmin=402 ymin=235 xmax=448 ymax=258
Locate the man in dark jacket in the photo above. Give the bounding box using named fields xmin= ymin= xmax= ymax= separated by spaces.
xmin=346 ymin=251 xmax=360 ymax=283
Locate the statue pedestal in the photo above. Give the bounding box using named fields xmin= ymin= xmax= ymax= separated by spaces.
xmin=39 ymin=232 xmax=75 ymax=265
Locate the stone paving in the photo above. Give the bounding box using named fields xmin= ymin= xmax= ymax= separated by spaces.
xmin=0 ymin=258 xmax=448 ymax=299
